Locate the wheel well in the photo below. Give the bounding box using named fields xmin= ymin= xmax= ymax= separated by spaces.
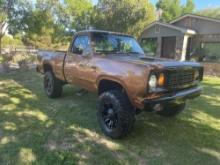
xmin=98 ymin=80 xmax=124 ymax=95
xmin=43 ymin=64 xmax=52 ymax=73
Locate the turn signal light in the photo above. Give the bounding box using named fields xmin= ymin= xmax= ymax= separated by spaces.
xmin=158 ymin=73 xmax=165 ymax=86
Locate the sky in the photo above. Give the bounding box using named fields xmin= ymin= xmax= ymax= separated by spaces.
xmin=92 ymin=0 xmax=220 ymax=10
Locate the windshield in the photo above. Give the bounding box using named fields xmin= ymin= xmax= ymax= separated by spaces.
xmin=91 ymin=33 xmax=144 ymax=56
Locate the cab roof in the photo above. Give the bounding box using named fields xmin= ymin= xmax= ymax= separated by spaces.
xmin=76 ymin=30 xmax=133 ymax=37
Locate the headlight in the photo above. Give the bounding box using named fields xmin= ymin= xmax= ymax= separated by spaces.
xmin=149 ymin=74 xmax=157 ymax=89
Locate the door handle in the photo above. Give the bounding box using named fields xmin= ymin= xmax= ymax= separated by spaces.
xmin=91 ymin=66 xmax=97 ymax=69
xmin=79 ymin=63 xmax=96 ymax=69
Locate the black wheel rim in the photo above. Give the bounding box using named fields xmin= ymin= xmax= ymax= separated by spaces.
xmin=44 ymin=75 xmax=53 ymax=95
xmin=102 ymin=100 xmax=118 ymax=130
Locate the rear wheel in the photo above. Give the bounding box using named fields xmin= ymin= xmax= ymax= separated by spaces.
xmin=156 ymin=103 xmax=186 ymax=117
xmin=97 ymin=90 xmax=135 ymax=139
xmin=44 ymin=71 xmax=63 ymax=98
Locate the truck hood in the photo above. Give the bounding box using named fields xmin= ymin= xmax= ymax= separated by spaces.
xmin=104 ymin=54 xmax=202 ymax=68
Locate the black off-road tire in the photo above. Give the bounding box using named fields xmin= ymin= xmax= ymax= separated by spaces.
xmin=44 ymin=71 xmax=63 ymax=98
xmin=97 ymin=90 xmax=135 ymax=139
xmin=156 ymin=103 xmax=186 ymax=117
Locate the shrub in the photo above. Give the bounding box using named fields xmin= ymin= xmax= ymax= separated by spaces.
xmin=0 ymin=54 xmax=12 ymax=72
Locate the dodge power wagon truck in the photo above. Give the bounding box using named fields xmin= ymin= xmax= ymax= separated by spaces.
xmin=37 ymin=30 xmax=203 ymax=139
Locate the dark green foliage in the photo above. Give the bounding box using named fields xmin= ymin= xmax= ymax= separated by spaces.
xmin=0 ymin=0 xmax=15 ymax=54
xmin=91 ymin=0 xmax=156 ymax=37
xmin=7 ymin=0 xmax=156 ymax=48
xmin=197 ymin=7 xmax=220 ymax=19
xmin=182 ymin=0 xmax=195 ymax=14
xmin=156 ymin=0 xmax=195 ymax=22
xmin=1 ymin=0 xmax=197 ymax=50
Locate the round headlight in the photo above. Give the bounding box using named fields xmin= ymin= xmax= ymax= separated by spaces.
xmin=149 ymin=74 xmax=157 ymax=89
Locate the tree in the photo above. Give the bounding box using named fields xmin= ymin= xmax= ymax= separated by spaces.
xmin=9 ymin=0 xmax=63 ymax=49
xmin=8 ymin=0 xmax=93 ymax=49
xmin=4 ymin=0 xmax=156 ymax=49
xmin=92 ymin=0 xmax=155 ymax=37
xmin=156 ymin=0 xmax=182 ymax=22
xmin=63 ymin=0 xmax=93 ymax=31
xmin=0 ymin=11 xmax=7 ymax=55
xmin=197 ymin=7 xmax=220 ymax=19
xmin=156 ymin=0 xmax=195 ymax=22
xmin=7 ymin=0 xmax=32 ymax=35
xmin=182 ymin=0 xmax=195 ymax=14
xmin=0 ymin=0 xmax=14 ymax=54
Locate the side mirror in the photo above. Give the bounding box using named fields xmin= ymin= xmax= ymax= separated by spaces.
xmin=75 ymin=47 xmax=83 ymax=54
xmin=82 ymin=48 xmax=92 ymax=58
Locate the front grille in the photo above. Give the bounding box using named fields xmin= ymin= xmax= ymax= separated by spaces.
xmin=166 ymin=70 xmax=195 ymax=89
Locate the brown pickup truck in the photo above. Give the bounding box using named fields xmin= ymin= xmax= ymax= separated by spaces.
xmin=37 ymin=30 xmax=203 ymax=138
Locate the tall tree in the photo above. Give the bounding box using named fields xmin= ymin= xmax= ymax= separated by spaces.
xmin=63 ymin=0 xmax=93 ymax=31
xmin=156 ymin=0 xmax=182 ymax=22
xmin=0 ymin=0 xmax=15 ymax=54
xmin=9 ymin=0 xmax=64 ymax=48
xmin=7 ymin=0 xmax=32 ymax=35
xmin=0 ymin=11 xmax=7 ymax=55
xmin=197 ymin=7 xmax=220 ymax=19
xmin=182 ymin=0 xmax=195 ymax=14
xmin=24 ymin=0 xmax=55 ymax=48
xmin=9 ymin=0 xmax=93 ymax=49
xmin=92 ymin=0 xmax=155 ymax=37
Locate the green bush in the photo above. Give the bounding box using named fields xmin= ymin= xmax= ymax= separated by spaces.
xmin=0 ymin=53 xmax=13 ymax=64
xmin=2 ymin=35 xmax=24 ymax=47
xmin=13 ymin=53 xmax=37 ymax=64
xmin=0 ymin=55 xmax=3 ymax=64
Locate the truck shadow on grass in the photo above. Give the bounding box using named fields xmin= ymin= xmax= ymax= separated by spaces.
xmin=0 ymin=70 xmax=220 ymax=165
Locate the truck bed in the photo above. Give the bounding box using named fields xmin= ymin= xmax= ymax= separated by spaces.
xmin=37 ymin=50 xmax=67 ymax=81
xmin=38 ymin=50 xmax=66 ymax=58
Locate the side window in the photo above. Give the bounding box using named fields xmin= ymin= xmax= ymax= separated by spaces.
xmin=72 ymin=35 xmax=89 ymax=54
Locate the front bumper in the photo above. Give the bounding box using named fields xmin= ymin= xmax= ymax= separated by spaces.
xmin=143 ymin=86 xmax=202 ymax=105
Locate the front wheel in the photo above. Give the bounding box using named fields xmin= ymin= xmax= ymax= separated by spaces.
xmin=44 ymin=71 xmax=63 ymax=98
xmin=97 ymin=90 xmax=135 ymax=139
xmin=156 ymin=103 xmax=186 ymax=117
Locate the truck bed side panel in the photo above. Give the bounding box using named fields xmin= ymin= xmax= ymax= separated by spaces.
xmin=37 ymin=50 xmax=66 ymax=81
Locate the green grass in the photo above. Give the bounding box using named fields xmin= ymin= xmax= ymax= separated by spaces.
xmin=0 ymin=70 xmax=220 ymax=165
xmin=0 ymin=55 xmax=3 ymax=64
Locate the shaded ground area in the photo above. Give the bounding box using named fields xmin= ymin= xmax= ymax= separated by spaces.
xmin=0 ymin=70 xmax=220 ymax=165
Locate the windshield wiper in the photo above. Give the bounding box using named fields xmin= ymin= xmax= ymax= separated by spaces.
xmin=96 ymin=50 xmax=115 ymax=53
xmin=125 ymin=51 xmax=144 ymax=55
xmin=96 ymin=50 xmax=144 ymax=55
xmin=96 ymin=50 xmax=126 ymax=54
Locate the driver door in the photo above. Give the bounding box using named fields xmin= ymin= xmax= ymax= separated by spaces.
xmin=64 ymin=35 xmax=95 ymax=90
